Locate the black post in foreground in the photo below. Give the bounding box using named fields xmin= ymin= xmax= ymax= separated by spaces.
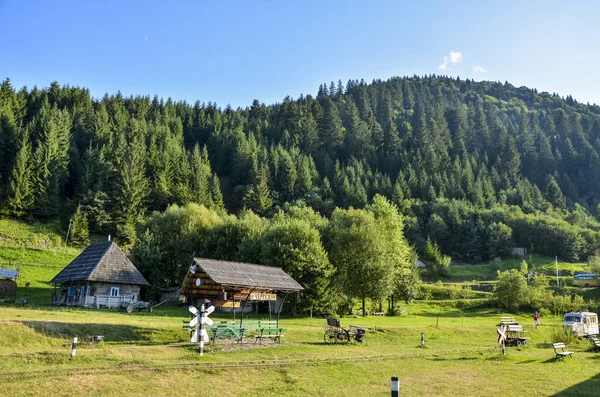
xmin=421 ymin=333 xmax=425 ymax=347
xmin=391 ymin=376 xmax=399 ymax=397
xmin=70 ymin=335 xmax=78 ymax=358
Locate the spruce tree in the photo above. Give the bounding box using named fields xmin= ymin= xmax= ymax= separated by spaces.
xmin=210 ymin=173 xmax=224 ymax=211
xmin=7 ymin=126 xmax=33 ymax=216
xmin=243 ymin=163 xmax=273 ymax=215
xmin=69 ymin=204 xmax=90 ymax=247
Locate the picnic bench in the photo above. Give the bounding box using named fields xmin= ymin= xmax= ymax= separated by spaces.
xmin=372 ymin=312 xmax=387 ymax=317
xmin=254 ymin=327 xmax=286 ymax=344
xmin=498 ymin=316 xmax=519 ymax=326
xmin=324 ymin=318 xmax=366 ymax=344
xmin=506 ymin=324 xmax=529 ymax=346
xmin=209 ymin=326 xmax=246 ymax=341
xmin=552 ymin=342 xmax=573 ymax=360
xmin=209 ymin=321 xmax=282 ymax=343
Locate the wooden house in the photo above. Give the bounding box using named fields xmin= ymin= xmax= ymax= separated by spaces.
xmin=51 ymin=241 xmax=149 ymax=308
xmin=181 ymin=258 xmax=303 ymax=318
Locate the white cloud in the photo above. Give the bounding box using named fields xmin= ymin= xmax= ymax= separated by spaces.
xmin=439 ymin=51 xmax=463 ymax=71
xmin=449 ymin=51 xmax=463 ymax=63
xmin=473 ymin=65 xmax=487 ymax=73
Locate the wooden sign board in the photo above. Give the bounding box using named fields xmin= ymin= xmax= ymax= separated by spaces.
xmin=215 ymin=300 xmax=240 ymax=308
xmin=233 ymin=293 xmax=277 ymax=301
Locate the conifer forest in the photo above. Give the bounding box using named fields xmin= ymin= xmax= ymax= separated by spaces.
xmin=2 ymin=76 xmax=600 ymax=305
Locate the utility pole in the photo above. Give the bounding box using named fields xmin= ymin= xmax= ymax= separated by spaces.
xmin=64 ymin=219 xmax=72 ymax=251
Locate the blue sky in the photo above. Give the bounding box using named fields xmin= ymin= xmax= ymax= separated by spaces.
xmin=1 ymin=0 xmax=599 ymax=107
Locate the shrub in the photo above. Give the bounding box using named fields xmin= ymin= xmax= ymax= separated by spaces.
xmin=551 ymin=325 xmax=577 ymax=345
xmin=391 ymin=305 xmax=408 ymax=317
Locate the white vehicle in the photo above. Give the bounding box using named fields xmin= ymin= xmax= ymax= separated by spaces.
xmin=563 ymin=312 xmax=599 ymax=337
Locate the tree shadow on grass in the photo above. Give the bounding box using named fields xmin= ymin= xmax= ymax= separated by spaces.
xmin=552 ymin=373 xmax=600 ymax=396
xmin=427 ymin=356 xmax=479 ymax=362
xmin=516 ymin=359 xmax=538 ymax=364
xmin=22 ymin=321 xmax=185 ymax=345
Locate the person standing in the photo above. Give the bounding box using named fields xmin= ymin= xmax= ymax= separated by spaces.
xmin=533 ymin=311 xmax=540 ymax=329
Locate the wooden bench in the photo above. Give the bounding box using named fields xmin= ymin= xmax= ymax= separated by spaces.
xmin=255 ymin=328 xmax=286 ymax=344
xmin=241 ymin=321 xmax=277 ymax=330
xmin=372 ymin=312 xmax=387 ymax=317
xmin=209 ymin=326 xmax=247 ymax=341
xmin=506 ymin=324 xmax=529 ymax=346
xmin=498 ymin=317 xmax=519 ymax=326
xmin=552 ymin=342 xmax=573 ymax=360
xmin=590 ymin=337 xmax=600 ymax=351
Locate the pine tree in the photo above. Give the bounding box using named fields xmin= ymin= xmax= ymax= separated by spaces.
xmin=211 ymin=173 xmax=224 ymax=211
xmin=189 ymin=144 xmax=211 ymax=206
xmin=319 ymin=97 xmax=345 ymax=155
xmin=243 ymin=163 xmax=273 ymax=215
xmin=544 ymin=176 xmax=567 ymax=210
xmin=69 ymin=204 xmax=90 ymax=247
xmin=30 ymin=101 xmax=72 ymax=218
xmin=6 ymin=126 xmax=33 ymax=216
xmin=114 ymin=132 xmax=148 ymax=244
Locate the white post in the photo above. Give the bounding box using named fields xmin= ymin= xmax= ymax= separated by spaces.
xmin=199 ymin=302 xmax=205 ymax=356
xmin=391 ymin=377 xmax=399 ymax=397
xmin=70 ymin=335 xmax=78 ymax=358
xmin=108 ymin=295 xmax=111 ymax=309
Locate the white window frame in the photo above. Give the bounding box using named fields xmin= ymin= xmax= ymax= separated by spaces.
xmin=110 ymin=287 xmax=120 ymax=297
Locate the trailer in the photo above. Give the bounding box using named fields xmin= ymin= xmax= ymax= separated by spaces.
xmin=563 ymin=312 xmax=599 ymax=337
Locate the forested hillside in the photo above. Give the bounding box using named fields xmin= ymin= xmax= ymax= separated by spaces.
xmin=1 ymin=76 xmax=600 ymax=262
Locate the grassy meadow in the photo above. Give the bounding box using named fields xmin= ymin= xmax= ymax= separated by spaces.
xmin=1 ymin=218 xmax=600 ymax=396
xmin=1 ymin=304 xmax=600 ymax=396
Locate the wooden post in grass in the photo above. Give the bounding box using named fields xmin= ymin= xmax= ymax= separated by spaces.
xmin=391 ymin=377 xmax=399 ymax=396
xmin=421 ymin=333 xmax=425 ymax=347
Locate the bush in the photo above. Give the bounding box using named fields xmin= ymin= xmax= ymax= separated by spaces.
xmin=551 ymin=325 xmax=577 ymax=345
xmin=391 ymin=305 xmax=408 ymax=317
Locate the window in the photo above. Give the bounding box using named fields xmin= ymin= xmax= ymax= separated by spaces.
xmin=68 ymin=286 xmax=76 ymax=296
xmin=110 ymin=287 xmax=120 ymax=297
xmin=87 ymin=286 xmax=91 ymax=296
xmin=80 ymin=286 xmax=85 ymax=296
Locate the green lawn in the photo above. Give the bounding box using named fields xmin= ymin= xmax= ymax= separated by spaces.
xmin=0 ymin=303 xmax=599 ymax=396
xmin=1 ymin=218 xmax=599 ymax=396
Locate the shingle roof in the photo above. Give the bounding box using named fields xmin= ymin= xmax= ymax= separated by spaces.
xmin=51 ymin=242 xmax=149 ymax=285
xmin=191 ymin=258 xmax=303 ymax=292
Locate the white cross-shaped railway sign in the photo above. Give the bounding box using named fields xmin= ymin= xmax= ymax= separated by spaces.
xmin=497 ymin=324 xmax=507 ymax=345
xmin=189 ymin=303 xmax=215 ymax=356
